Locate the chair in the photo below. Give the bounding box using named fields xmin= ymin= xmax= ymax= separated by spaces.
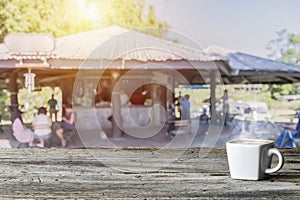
xmin=168 ymin=119 xmax=191 ymax=137
xmin=63 ymin=128 xmax=77 ymax=142
xmin=50 ymin=122 xmax=76 ymax=147
xmin=276 ymin=130 xmax=300 ymax=148
xmin=276 ymin=119 xmax=300 ymax=148
xmin=16 ymin=142 xmax=29 ymax=148
xmin=292 ymin=138 xmax=300 ymax=148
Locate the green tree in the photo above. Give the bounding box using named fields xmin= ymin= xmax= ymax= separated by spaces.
xmin=0 ymin=0 xmax=168 ymax=42
xmin=0 ymin=0 xmax=98 ymax=42
xmin=266 ymin=29 xmax=300 ymax=65
xmin=98 ymin=0 xmax=168 ymax=37
xmin=266 ymin=29 xmax=300 ymax=99
xmin=0 ymin=89 xmax=10 ymax=120
xmin=281 ymin=33 xmax=300 ymax=65
xmin=266 ymin=29 xmax=289 ymax=61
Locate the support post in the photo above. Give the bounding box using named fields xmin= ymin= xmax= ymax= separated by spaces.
xmin=210 ymin=71 xmax=217 ymax=125
xmin=8 ymin=71 xmax=19 ymax=122
xmin=61 ymin=78 xmax=75 ymax=117
xmin=111 ymin=91 xmax=123 ymax=138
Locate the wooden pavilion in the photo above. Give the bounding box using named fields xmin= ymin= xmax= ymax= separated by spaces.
xmin=1 ymin=26 xmax=300 ymax=135
xmin=0 ymin=26 xmax=223 ymax=131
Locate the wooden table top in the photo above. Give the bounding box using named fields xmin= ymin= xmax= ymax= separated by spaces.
xmin=0 ymin=148 xmax=299 ymax=199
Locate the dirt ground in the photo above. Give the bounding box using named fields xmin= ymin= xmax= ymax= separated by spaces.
xmin=0 ymin=117 xmax=283 ymax=149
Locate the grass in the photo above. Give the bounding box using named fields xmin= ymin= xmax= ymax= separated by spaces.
xmin=177 ymin=85 xmax=299 ymax=123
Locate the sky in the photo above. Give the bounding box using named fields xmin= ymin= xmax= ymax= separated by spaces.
xmin=147 ymin=0 xmax=300 ymax=58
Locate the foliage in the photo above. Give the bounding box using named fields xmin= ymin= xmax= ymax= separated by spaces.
xmin=17 ymin=87 xmax=62 ymax=123
xmin=0 ymin=87 xmax=61 ymax=123
xmin=0 ymin=0 xmax=99 ymax=42
xmin=266 ymin=29 xmax=291 ymax=61
xmin=0 ymin=0 xmax=168 ymax=42
xmin=0 ymin=89 xmax=11 ymax=120
xmin=282 ymin=33 xmax=300 ymax=64
xmin=265 ymin=29 xmax=300 ymax=98
xmin=178 ymin=84 xmax=298 ymax=122
xmin=266 ymin=29 xmax=300 ymax=65
xmin=98 ymin=0 xmax=167 ymax=37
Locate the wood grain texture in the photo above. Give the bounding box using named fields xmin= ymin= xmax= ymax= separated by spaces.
xmin=0 ymin=148 xmax=299 ymax=199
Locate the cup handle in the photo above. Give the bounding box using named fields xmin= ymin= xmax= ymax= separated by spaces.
xmin=265 ymin=148 xmax=284 ymax=174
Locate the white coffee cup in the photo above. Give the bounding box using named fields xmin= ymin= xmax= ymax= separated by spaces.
xmin=226 ymin=139 xmax=284 ymax=180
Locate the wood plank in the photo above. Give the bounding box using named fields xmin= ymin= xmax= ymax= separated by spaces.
xmin=0 ymin=148 xmax=299 ymax=199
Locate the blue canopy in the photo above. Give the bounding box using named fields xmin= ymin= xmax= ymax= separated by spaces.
xmin=212 ymin=51 xmax=300 ymax=84
xmin=182 ymin=85 xmax=209 ymax=89
xmin=227 ymin=52 xmax=300 ymax=73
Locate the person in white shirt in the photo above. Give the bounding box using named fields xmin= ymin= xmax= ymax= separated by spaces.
xmin=120 ymin=89 xmax=129 ymax=106
xmin=32 ymin=107 xmax=52 ymax=147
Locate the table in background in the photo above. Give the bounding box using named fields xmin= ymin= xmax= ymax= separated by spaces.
xmin=75 ymin=106 xmax=154 ymax=130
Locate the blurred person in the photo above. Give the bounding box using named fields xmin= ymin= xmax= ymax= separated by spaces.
xmin=60 ymin=104 xmax=76 ymax=130
xmin=214 ymin=89 xmax=230 ymax=125
xmin=12 ymin=109 xmax=34 ymax=147
xmin=276 ymin=111 xmax=300 ymax=148
xmin=180 ymin=94 xmax=190 ymax=120
xmin=54 ymin=104 xmax=76 ymax=147
xmin=120 ymin=89 xmax=129 ymax=106
xmin=32 ymin=107 xmax=52 ymax=148
xmin=222 ymin=89 xmax=230 ymax=125
xmin=176 ymin=92 xmax=183 ymax=118
xmin=48 ymin=94 xmax=58 ymax=121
